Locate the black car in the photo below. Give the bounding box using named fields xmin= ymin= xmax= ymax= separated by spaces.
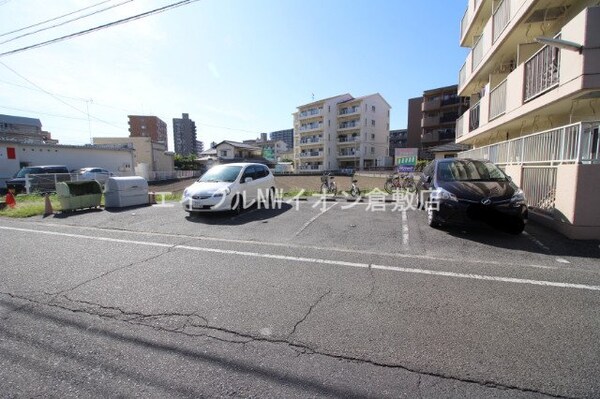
xmin=6 ymin=165 xmax=70 ymax=194
xmin=417 ymin=158 xmax=528 ymax=234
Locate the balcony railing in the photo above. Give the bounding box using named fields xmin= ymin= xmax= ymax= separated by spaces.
xmin=456 ymin=113 xmax=465 ymax=139
xmin=299 ymin=123 xmax=323 ymax=132
xmin=489 ymin=79 xmax=507 ymax=120
xmin=338 ymin=136 xmax=359 ymax=143
xmin=339 ymin=107 xmax=359 ymax=116
xmin=458 ymin=122 xmax=600 ymax=165
xmin=471 ymin=34 xmax=484 ymax=71
xmin=469 ymin=100 xmax=480 ymax=131
xmin=339 ymin=120 xmax=360 ymax=129
xmin=299 ymin=151 xmax=323 ymax=158
xmin=460 ymin=8 xmax=469 ymax=40
xmin=299 ymin=108 xmax=321 ymax=119
xmin=459 ymin=62 xmax=467 ymax=89
xmin=299 ymin=137 xmax=321 ymax=145
xmin=524 ymin=45 xmax=560 ymax=102
xmin=492 ymin=0 xmax=510 ymax=43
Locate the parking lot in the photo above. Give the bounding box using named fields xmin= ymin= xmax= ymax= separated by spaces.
xmin=1 ymin=198 xmax=600 ymax=398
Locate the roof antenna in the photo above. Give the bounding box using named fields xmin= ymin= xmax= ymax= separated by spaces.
xmin=311 ymin=93 xmax=314 ymax=101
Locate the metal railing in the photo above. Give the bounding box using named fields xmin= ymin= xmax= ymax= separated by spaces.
xmin=469 ymin=100 xmax=480 ymax=131
xmin=492 ymin=0 xmax=510 ymax=43
xmin=456 ymin=113 xmax=465 ymax=139
xmin=460 ymin=8 xmax=469 ymax=40
xmin=472 ymin=34 xmax=484 ymax=71
xmin=489 ymin=79 xmax=507 ymax=120
xmin=458 ymin=122 xmax=600 ymax=165
xmin=524 ymin=44 xmax=560 ymax=102
xmin=459 ymin=62 xmax=467 ymax=89
xmin=521 ymin=166 xmax=557 ymax=214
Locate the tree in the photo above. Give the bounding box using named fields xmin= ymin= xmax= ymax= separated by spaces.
xmin=174 ymin=154 xmax=200 ymax=170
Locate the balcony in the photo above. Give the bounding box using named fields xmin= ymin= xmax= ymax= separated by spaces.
xmin=338 ymin=136 xmax=360 ymax=145
xmin=338 ymin=120 xmax=360 ymax=131
xmin=299 ymin=108 xmax=322 ymax=120
xmin=524 ymin=44 xmax=560 ymax=102
xmin=489 ymin=79 xmax=507 ymax=120
xmin=338 ymin=106 xmax=360 ymax=117
xmin=469 ymin=101 xmax=480 ymax=132
xmin=299 ymin=137 xmax=322 ymax=146
xmin=299 ymin=150 xmax=323 ymax=158
xmin=460 ymin=0 xmax=487 ymax=45
xmin=422 ymin=115 xmax=440 ymax=128
xmin=298 ymin=164 xmax=323 ymax=171
xmin=338 ymin=148 xmax=358 ymax=158
xmin=492 ymin=0 xmax=510 ymax=44
xmin=422 ymin=98 xmax=441 ymax=112
xmin=458 ymin=122 xmax=600 ymax=166
xmin=298 ymin=122 xmax=323 ymax=133
xmin=471 ymin=34 xmax=484 ymax=71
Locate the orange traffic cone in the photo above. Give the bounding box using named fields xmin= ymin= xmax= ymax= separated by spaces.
xmin=5 ymin=190 xmax=16 ymax=208
xmin=43 ymin=193 xmax=53 ymax=217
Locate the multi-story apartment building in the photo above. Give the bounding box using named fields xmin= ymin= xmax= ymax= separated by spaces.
xmin=421 ymin=85 xmax=469 ymax=149
xmin=172 ymin=113 xmax=197 ymax=156
xmin=456 ymin=0 xmax=600 ymax=239
xmin=128 ymin=115 xmax=168 ymax=149
xmin=270 ymin=129 xmax=294 ymax=150
xmin=389 ymin=129 xmax=408 ymax=157
xmin=293 ymin=93 xmax=391 ymax=171
xmin=195 ymin=140 xmax=204 ymax=156
xmin=0 ymin=114 xmax=57 ymax=144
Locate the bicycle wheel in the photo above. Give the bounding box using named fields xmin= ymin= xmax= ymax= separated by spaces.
xmin=320 ymin=183 xmax=329 ymax=194
xmin=330 ymin=181 xmax=337 ymax=195
xmin=404 ymin=179 xmax=417 ymax=193
xmin=384 ymin=180 xmax=394 ymax=194
xmin=350 ymin=186 xmax=360 ymax=198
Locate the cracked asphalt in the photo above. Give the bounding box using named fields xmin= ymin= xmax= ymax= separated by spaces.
xmin=1 ymin=199 xmax=599 ymax=398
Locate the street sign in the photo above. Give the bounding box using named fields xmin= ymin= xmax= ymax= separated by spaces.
xmin=395 ymin=148 xmax=418 ymax=173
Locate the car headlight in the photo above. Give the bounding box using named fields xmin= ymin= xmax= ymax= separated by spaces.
xmin=183 ymin=189 xmax=190 ymax=198
xmin=511 ymin=189 xmax=527 ymax=205
xmin=212 ymin=187 xmax=231 ymax=198
xmin=431 ymin=187 xmax=458 ymax=202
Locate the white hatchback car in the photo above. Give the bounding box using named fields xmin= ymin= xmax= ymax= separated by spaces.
xmin=76 ymin=167 xmax=114 ymax=185
xmin=182 ymin=163 xmax=276 ymax=213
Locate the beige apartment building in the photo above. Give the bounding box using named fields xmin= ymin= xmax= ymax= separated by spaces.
xmin=293 ymin=93 xmax=391 ymax=172
xmin=456 ymin=0 xmax=600 ymax=239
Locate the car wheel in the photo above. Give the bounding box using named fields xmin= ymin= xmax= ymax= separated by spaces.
xmin=427 ymin=203 xmax=441 ymax=228
xmin=231 ymin=195 xmax=243 ymax=215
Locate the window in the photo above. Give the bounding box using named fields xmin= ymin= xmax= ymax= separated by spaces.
xmin=371 ymin=134 xmax=375 ymax=140
xmin=371 ymin=147 xmax=375 ymax=154
xmin=220 ymin=150 xmax=228 ymax=157
xmin=372 ymin=105 xmax=376 ymax=112
xmin=371 ymin=120 xmax=375 ymax=126
xmin=328 ymin=120 xmax=331 ymax=127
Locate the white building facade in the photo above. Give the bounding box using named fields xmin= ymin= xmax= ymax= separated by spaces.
xmin=456 ymin=0 xmax=600 ymax=239
xmin=293 ymin=93 xmax=391 ymax=172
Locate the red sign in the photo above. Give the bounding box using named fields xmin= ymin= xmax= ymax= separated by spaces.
xmin=7 ymin=147 xmax=16 ymax=159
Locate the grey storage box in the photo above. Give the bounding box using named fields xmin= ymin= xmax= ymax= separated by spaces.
xmin=104 ymin=176 xmax=149 ymax=208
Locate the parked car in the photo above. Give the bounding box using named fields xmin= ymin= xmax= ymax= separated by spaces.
xmin=6 ymin=165 xmax=70 ymax=194
xmin=416 ymin=158 xmax=528 ymax=234
xmin=182 ymin=163 xmax=276 ymax=213
xmin=75 ymin=167 xmax=114 ymax=185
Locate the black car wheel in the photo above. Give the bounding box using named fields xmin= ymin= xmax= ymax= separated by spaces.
xmin=427 ymin=203 xmax=441 ymax=228
xmin=506 ymin=218 xmax=525 ymax=235
xmin=231 ymin=195 xmax=243 ymax=215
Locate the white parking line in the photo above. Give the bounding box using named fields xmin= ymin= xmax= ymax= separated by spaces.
xmin=523 ymin=232 xmax=551 ymax=252
xmin=1 ymin=226 xmax=599 ymax=292
xmin=293 ymin=202 xmax=338 ymax=237
xmin=402 ymin=210 xmax=409 ymax=246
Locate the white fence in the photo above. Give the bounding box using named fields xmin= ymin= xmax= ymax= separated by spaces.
xmin=459 ymin=121 xmax=600 ymax=213
xmin=459 ymin=122 xmax=600 ymax=165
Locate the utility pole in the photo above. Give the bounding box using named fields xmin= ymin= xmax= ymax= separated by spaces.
xmin=86 ymin=99 xmax=93 ymax=144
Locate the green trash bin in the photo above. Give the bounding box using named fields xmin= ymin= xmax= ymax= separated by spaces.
xmin=56 ymin=180 xmax=102 ymax=212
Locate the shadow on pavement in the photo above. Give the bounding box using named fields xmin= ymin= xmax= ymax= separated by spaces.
xmin=185 ymin=203 xmax=293 ymax=226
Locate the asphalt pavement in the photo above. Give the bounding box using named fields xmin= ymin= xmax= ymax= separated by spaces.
xmin=1 ymin=198 xmax=599 ymax=398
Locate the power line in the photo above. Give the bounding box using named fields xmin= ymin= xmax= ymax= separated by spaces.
xmin=0 ymin=61 xmax=123 ymax=129
xmin=0 ymin=0 xmax=115 ymax=38
xmin=0 ymin=0 xmax=134 ymax=46
xmin=0 ymin=104 xmax=120 ymax=124
xmin=0 ymin=0 xmax=200 ymax=58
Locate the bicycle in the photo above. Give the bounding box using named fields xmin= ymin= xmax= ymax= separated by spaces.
xmin=384 ymin=173 xmax=416 ymax=194
xmin=349 ymin=177 xmax=361 ymax=198
xmin=320 ymin=173 xmax=337 ymax=195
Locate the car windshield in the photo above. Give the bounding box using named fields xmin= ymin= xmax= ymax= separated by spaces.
xmin=437 ymin=160 xmax=507 ymax=182
xmin=198 ymin=165 xmax=243 ymax=183
xmin=15 ymin=167 xmax=44 ymax=177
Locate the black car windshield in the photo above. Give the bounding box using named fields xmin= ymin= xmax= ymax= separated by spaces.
xmin=15 ymin=167 xmax=44 ymax=177
xmin=198 ymin=165 xmax=243 ymax=183
xmin=437 ymin=160 xmax=507 ymax=182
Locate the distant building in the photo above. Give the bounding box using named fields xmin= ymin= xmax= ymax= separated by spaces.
xmin=0 ymin=114 xmax=57 ymax=144
xmin=388 ymin=129 xmax=408 ymax=157
xmin=406 ymin=86 xmax=469 ymax=153
xmin=293 ymin=93 xmax=391 ymax=171
xmin=270 ymin=129 xmax=294 ymax=149
xmin=128 ymin=115 xmax=168 ymax=149
xmin=172 ymin=113 xmax=197 ymax=156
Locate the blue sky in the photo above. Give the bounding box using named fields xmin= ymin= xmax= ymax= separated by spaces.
xmin=0 ymin=0 xmax=469 ymax=149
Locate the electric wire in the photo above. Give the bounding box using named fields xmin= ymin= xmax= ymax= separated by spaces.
xmin=0 ymin=0 xmax=115 ymax=38
xmin=0 ymin=0 xmax=200 ymax=58
xmin=0 ymin=0 xmax=135 ymax=46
